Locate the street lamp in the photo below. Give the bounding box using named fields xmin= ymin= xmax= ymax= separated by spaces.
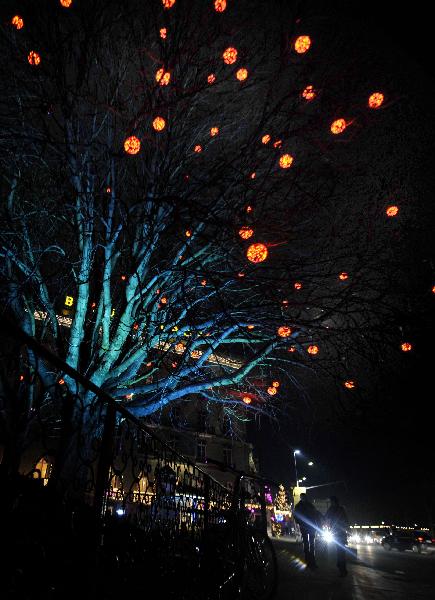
xmin=308 ymin=461 xmax=314 ymax=466
xmin=293 ymin=449 xmax=300 ymax=486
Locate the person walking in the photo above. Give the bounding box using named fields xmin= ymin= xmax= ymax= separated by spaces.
xmin=325 ymin=496 xmax=349 ymax=577
xmin=294 ymin=493 xmax=320 ymax=569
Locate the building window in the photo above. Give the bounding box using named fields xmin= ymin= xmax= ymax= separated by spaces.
xmin=198 ymin=409 xmax=208 ymax=432
xmin=197 ymin=440 xmax=207 ymax=462
xmin=223 ymin=447 xmax=233 ymax=467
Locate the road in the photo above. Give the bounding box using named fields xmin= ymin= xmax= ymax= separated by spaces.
xmin=273 ymin=538 xmax=435 ymax=599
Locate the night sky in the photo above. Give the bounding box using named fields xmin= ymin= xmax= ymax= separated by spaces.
xmin=251 ymin=1 xmax=435 ymax=527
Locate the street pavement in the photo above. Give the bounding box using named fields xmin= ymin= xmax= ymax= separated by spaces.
xmin=273 ymin=537 xmax=435 ymax=599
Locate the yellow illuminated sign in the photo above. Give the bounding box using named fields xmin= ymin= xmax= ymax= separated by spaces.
xmin=64 ymin=295 xmax=74 ymax=307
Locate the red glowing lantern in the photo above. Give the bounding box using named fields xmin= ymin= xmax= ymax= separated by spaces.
xmin=277 ymin=326 xmax=292 ymax=338
xmin=294 ymin=282 xmax=302 ymax=290
xmin=153 ymin=116 xmax=166 ymax=131
xmin=386 ymin=205 xmax=399 ymax=217
xmin=330 ymin=119 xmax=347 ymax=134
xmin=288 ymin=346 xmax=296 ymax=353
xmin=344 ymin=381 xmax=355 ymax=389
xmin=214 ymin=0 xmax=227 ymax=11
xmin=156 ymin=68 xmax=171 ymax=85
xmin=124 ymin=136 xmax=141 ymax=155
xmin=307 ymin=345 xmax=319 ymax=355
xmin=301 ymin=85 xmax=316 ymax=101
xmin=28 ymin=51 xmax=41 ymax=66
xmin=294 ymin=35 xmax=311 ymax=54
xmin=246 ymin=205 xmax=253 ymax=213
xmin=60 ymin=0 xmax=72 ymax=7
xmin=162 ymin=0 xmax=176 ymax=9
xmin=160 ymin=28 xmax=167 ymax=39
xmin=194 ymin=145 xmax=202 ymax=153
xmin=339 ymin=272 xmax=349 ymax=281
xmin=273 ymin=140 xmax=282 ymax=148
xmin=242 ymin=396 xmax=252 ymax=404
xmin=262 ymin=134 xmax=271 ymax=144
xmin=239 ymin=226 xmax=254 ymax=240
xmin=210 ymin=127 xmax=219 ymax=136
xmin=401 ymin=342 xmax=412 ymax=352
xmin=236 ymin=68 xmax=248 ymax=81
xmin=368 ymin=92 xmax=384 ymax=109
xmin=208 ymin=74 xmax=216 ymax=84
xmin=11 ymin=15 xmax=24 ymax=29
xmin=201 ymin=279 xmax=207 ymax=286
xmin=223 ymin=47 xmax=238 ymax=65
xmin=246 ymin=243 xmax=268 ymax=263
xmin=250 ymin=172 xmax=256 ymax=179
xmin=279 ymin=154 xmax=294 ymax=169
xmin=267 ymin=386 xmax=277 ymax=396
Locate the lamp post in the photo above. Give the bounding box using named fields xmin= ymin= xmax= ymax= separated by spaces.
xmin=293 ymin=449 xmax=300 ymax=486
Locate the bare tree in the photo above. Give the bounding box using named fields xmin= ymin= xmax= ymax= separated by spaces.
xmin=0 ymin=0 xmax=410 ymax=423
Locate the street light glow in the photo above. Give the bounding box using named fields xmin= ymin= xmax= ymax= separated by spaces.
xmin=294 ymin=449 xmax=301 ymax=455
xmin=308 ymin=461 xmax=314 ymax=466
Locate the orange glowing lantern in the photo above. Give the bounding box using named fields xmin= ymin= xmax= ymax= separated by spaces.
xmin=242 ymin=396 xmax=252 ymax=404
xmin=386 ymin=205 xmax=399 ymax=217
xmin=124 ymin=136 xmax=141 ymax=155
xmin=223 ymin=47 xmax=238 ymax=65
xmin=272 ymin=381 xmax=280 ymax=388
xmin=238 ymin=272 xmax=245 ymax=278
xmin=246 ymin=205 xmax=253 ymax=213
xmin=11 ymin=15 xmax=24 ymax=29
xmin=273 ymin=140 xmax=282 ymax=148
xmin=250 ymin=172 xmax=256 ymax=179
xmin=156 ymin=68 xmax=171 ymax=85
xmin=246 ymin=243 xmax=268 ymax=263
xmin=191 ymin=350 xmax=202 ymax=359
xmin=288 ymin=346 xmax=296 ymax=353
xmin=194 ymin=145 xmax=202 ymax=153
xmin=247 ymin=324 xmax=255 ymax=330
xmin=262 ymin=134 xmax=271 ymax=144
xmin=294 ymin=282 xmax=302 ymax=290
xmin=185 ymin=230 xmax=192 ymax=237
xmin=330 ymin=119 xmax=347 ymax=134
xmin=236 ymin=68 xmax=248 ymax=81
xmin=162 ymin=0 xmax=176 ymax=8
xmin=160 ymin=296 xmax=168 ymax=304
xmin=401 ymin=342 xmax=412 ymax=352
xmin=208 ymin=74 xmax=216 ymax=84
xmin=277 ymin=326 xmax=292 ymax=338
xmin=339 ymin=272 xmax=349 ymax=281
xmin=28 ymin=51 xmax=41 ymax=66
xmin=201 ymin=279 xmax=207 ymax=286
xmin=279 ymin=154 xmax=294 ymax=169
xmin=239 ymin=226 xmax=254 ymax=240
xmin=344 ymin=381 xmax=355 ymax=389
xmin=214 ymin=0 xmax=227 ymax=11
xmin=307 ymin=345 xmax=319 ymax=355
xmin=301 ymin=85 xmax=316 ymax=101
xmin=160 ymin=28 xmax=167 ymax=39
xmin=175 ymin=343 xmax=185 ymax=353
xmin=368 ymin=92 xmax=384 ymax=109
xmin=432 ymin=285 xmax=435 ymax=294
xmin=210 ymin=127 xmax=219 ymax=136
xmin=294 ymin=35 xmax=311 ymax=54
xmin=267 ymin=386 xmax=277 ymax=396
xmin=60 ymin=0 xmax=72 ymax=7
xmin=152 ymin=116 xmax=166 ymax=131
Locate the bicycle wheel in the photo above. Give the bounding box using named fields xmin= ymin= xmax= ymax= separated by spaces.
xmin=240 ymin=529 xmax=278 ymax=600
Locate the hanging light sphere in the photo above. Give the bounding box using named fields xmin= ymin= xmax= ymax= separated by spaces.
xmin=152 ymin=116 xmax=166 ymax=131
xmin=160 ymin=28 xmax=167 ymax=39
xmin=330 ymin=118 xmax=347 ymax=134
xmin=242 ymin=396 xmax=252 ymax=404
xmin=246 ymin=243 xmax=268 ymax=263
xmin=239 ymin=226 xmax=254 ymax=240
xmin=156 ymin=68 xmax=171 ymax=85
xmin=194 ymin=145 xmax=202 ymax=153
xmin=262 ymin=134 xmax=271 ymax=144
xmin=267 ymin=386 xmax=277 ymax=396
xmin=124 ymin=136 xmax=141 ymax=155
xmin=60 ymin=0 xmax=73 ymax=7
xmin=208 ymin=74 xmax=216 ymax=84
xmin=401 ymin=342 xmax=412 ymax=352
xmin=307 ymin=345 xmax=319 ymax=355
xmin=368 ymin=92 xmax=384 ymax=109
xmin=236 ymin=68 xmax=248 ymax=81
xmin=294 ymin=35 xmax=312 ymax=54
xmin=272 ymin=381 xmax=280 ymax=388
xmin=301 ymin=85 xmax=316 ymax=101
xmin=11 ymin=15 xmax=24 ymax=29
xmin=214 ymin=0 xmax=227 ymax=12
xmin=28 ymin=51 xmax=41 ymax=66
xmin=386 ymin=205 xmax=399 ymax=217
xmin=223 ymin=47 xmax=238 ymax=65
xmin=344 ymin=380 xmax=356 ymax=389
xmin=277 ymin=326 xmax=292 ymax=338
xmin=279 ymin=154 xmax=294 ymax=169
xmin=210 ymin=127 xmax=219 ymax=136
xmin=162 ymin=0 xmax=176 ymax=9
xmin=339 ymin=272 xmax=349 ymax=281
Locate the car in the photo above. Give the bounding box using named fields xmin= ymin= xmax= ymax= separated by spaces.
xmin=381 ymin=530 xmax=432 ymax=554
xmin=415 ymin=531 xmax=435 ymax=552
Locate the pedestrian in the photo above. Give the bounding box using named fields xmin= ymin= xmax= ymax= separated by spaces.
xmin=294 ymin=493 xmax=320 ymax=569
xmin=325 ymin=496 xmax=349 ymax=577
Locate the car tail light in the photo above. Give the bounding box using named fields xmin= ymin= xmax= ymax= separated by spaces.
xmin=417 ymin=537 xmax=424 ymax=542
